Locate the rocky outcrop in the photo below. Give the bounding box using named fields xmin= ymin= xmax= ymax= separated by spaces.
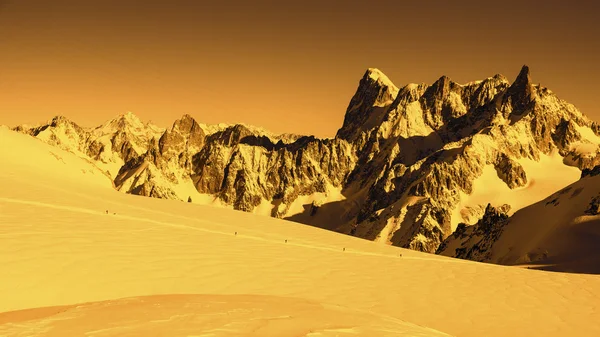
xmin=585 ymin=194 xmax=600 ymax=215
xmin=581 ymin=165 xmax=600 ymax=179
xmin=158 ymin=114 xmax=206 ymax=158
xmin=500 ymin=65 xmax=536 ymax=116
xmin=494 ymin=154 xmax=527 ymax=189
xmin=552 ymin=118 xmax=582 ymax=155
xmin=436 ymin=204 xmax=511 ymax=260
xmin=21 ymin=116 xmax=91 ymax=152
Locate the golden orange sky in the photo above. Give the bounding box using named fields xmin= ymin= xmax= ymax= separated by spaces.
xmin=0 ymin=0 xmax=598 ymax=137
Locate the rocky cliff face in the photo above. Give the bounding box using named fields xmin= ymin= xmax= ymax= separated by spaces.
xmin=14 ymin=66 xmax=600 ymax=254
xmin=328 ymin=66 xmax=600 ymax=252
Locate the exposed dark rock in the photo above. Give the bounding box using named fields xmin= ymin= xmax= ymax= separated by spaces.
xmin=494 ymin=154 xmax=527 ymax=189
xmin=585 ymin=195 xmax=600 ymax=215
xmin=581 ymin=165 xmax=600 ymax=179
xmin=552 ymin=118 xmax=582 ymax=155
xmin=501 ymin=65 xmax=537 ymax=116
xmin=436 ymin=204 xmax=510 ymax=260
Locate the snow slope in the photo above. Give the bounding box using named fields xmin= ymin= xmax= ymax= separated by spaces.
xmin=2 ymin=126 xmax=600 ymax=337
xmin=451 ymin=151 xmax=581 ymax=228
xmin=440 ymin=169 xmax=600 ymax=274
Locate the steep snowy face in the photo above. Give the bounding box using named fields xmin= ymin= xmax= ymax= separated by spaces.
xmin=92 ymin=112 xmax=165 ymax=160
xmin=98 ymin=111 xmax=145 ymax=133
xmin=22 ymin=116 xmax=91 ymax=153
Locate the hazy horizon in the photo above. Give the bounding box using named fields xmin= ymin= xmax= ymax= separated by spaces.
xmin=1 ymin=0 xmax=598 ymax=137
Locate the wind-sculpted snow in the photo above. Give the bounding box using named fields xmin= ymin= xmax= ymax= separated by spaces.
xmin=13 ymin=66 xmax=600 ymax=253
xmin=0 ymin=295 xmax=450 ymax=337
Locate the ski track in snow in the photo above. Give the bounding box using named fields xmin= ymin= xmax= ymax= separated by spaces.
xmin=0 ymin=196 xmax=468 ymax=265
xmin=0 ymin=173 xmax=321 ymax=245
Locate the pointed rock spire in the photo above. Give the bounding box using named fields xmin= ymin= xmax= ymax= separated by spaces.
xmin=511 ymin=65 xmax=533 ymax=92
xmin=103 ymin=111 xmax=145 ymax=131
xmin=503 ymin=65 xmax=537 ymax=113
xmin=336 ymin=68 xmax=399 ymax=141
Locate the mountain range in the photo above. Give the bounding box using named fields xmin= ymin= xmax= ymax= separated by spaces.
xmin=12 ymin=65 xmax=600 ymax=268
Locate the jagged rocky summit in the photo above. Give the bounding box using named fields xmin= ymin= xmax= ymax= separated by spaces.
xmin=15 ymin=66 xmax=600 ymax=254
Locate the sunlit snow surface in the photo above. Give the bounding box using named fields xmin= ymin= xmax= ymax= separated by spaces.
xmin=1 ymin=126 xmax=600 ymax=337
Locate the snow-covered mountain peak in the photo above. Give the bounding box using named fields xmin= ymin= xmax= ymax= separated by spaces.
xmin=122 ymin=111 xmax=137 ymax=119
xmin=50 ymin=115 xmax=71 ymax=124
xmin=107 ymin=111 xmax=144 ymax=130
xmin=492 ymin=73 xmax=509 ymax=83
xmin=41 ymin=116 xmax=88 ymax=136
xmin=436 ymin=74 xmax=452 ymax=83
xmin=44 ymin=115 xmax=83 ymax=130
xmin=365 ymin=68 xmax=397 ymax=88
xmin=171 ymin=114 xmax=200 ymax=132
xmin=94 ymin=111 xmax=164 ymax=139
xmin=336 ymin=68 xmax=401 ymax=141
xmin=363 ymin=68 xmax=399 ymax=95
xmin=424 ymin=75 xmax=458 ymax=99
